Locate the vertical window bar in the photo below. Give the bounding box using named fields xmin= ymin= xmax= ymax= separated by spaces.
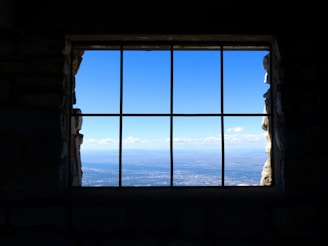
xmin=170 ymin=46 xmax=174 ymax=187
xmin=119 ymin=46 xmax=123 ymax=187
xmin=220 ymin=46 xmax=225 ymax=186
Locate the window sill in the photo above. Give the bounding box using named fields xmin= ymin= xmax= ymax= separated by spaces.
xmin=66 ymin=186 xmax=285 ymax=205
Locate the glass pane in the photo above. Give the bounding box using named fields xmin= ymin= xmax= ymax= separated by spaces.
xmin=173 ymin=117 xmax=221 ymax=186
xmin=122 ymin=117 xmax=170 ymax=186
xmin=224 ymin=116 xmax=267 ymax=186
xmin=174 ymin=50 xmax=221 ymax=113
xmin=224 ymin=50 xmax=270 ymax=114
xmin=123 ymin=50 xmax=170 ymax=113
xmin=80 ymin=117 xmax=120 ymax=187
xmin=75 ymin=50 xmax=120 ymax=113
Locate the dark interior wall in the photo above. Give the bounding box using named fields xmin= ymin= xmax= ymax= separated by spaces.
xmin=0 ymin=1 xmax=327 ymax=245
xmin=16 ymin=2 xmax=272 ymax=34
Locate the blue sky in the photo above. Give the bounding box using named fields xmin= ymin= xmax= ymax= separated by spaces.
xmin=75 ymin=48 xmax=270 ymax=152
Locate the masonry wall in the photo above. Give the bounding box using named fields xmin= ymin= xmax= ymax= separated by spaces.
xmin=0 ymin=2 xmax=327 ymax=245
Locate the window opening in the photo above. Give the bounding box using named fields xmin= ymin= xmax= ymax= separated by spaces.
xmin=71 ymin=42 xmax=272 ymax=187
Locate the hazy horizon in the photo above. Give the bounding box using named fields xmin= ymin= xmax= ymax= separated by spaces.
xmin=81 ymin=148 xmax=267 ymax=187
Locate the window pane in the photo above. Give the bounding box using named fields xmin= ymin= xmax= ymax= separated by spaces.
xmin=80 ymin=117 xmax=120 ymax=186
xmin=224 ymin=116 xmax=267 ymax=186
xmin=174 ymin=50 xmax=221 ymax=113
xmin=123 ymin=50 xmax=170 ymax=113
xmin=75 ymin=51 xmax=120 ymax=113
xmin=224 ymin=50 xmax=269 ymax=114
xmin=122 ymin=117 xmax=170 ymax=186
xmin=173 ymin=117 xmax=221 ymax=186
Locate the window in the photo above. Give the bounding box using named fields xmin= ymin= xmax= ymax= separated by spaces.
xmin=70 ymin=37 xmax=274 ymax=188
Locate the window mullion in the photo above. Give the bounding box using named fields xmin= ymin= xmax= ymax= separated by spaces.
xmin=220 ymin=46 xmax=225 ymax=187
xmin=119 ymin=46 xmax=123 ymax=187
xmin=170 ymin=46 xmax=174 ymax=187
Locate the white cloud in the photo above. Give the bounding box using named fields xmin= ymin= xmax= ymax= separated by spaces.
xmin=98 ymin=138 xmax=116 ymax=144
xmin=171 ymin=136 xmax=221 ymax=144
xmin=203 ymin=136 xmax=221 ymax=142
xmin=125 ymin=136 xmax=141 ymax=143
xmin=227 ymin=126 xmax=244 ymax=132
xmin=83 ymin=138 xmax=98 ymax=144
xmin=224 ymin=133 xmax=266 ymax=149
xmin=81 ymin=133 xmax=266 ymax=150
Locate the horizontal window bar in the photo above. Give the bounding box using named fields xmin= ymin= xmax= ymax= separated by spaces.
xmin=72 ymin=113 xmax=271 ymax=117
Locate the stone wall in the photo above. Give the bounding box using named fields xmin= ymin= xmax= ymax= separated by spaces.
xmin=0 ymin=35 xmax=70 ymax=199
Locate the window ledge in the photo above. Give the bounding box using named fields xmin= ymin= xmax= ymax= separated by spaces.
xmin=66 ymin=186 xmax=285 ymax=205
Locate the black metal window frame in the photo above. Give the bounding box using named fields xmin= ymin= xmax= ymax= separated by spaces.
xmin=71 ymin=40 xmax=273 ymax=188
